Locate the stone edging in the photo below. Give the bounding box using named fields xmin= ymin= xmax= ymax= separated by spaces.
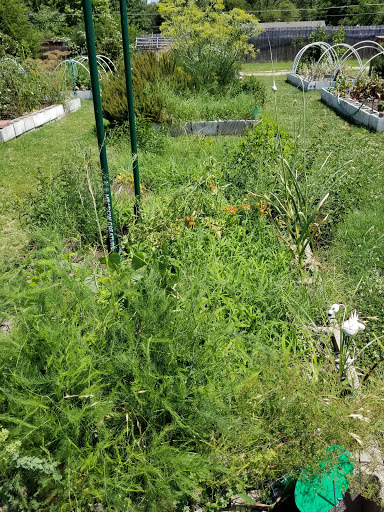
xmin=72 ymin=90 xmax=93 ymax=100
xmin=287 ymin=73 xmax=336 ymax=92
xmin=156 ymin=119 xmax=258 ymax=137
xmin=321 ymin=88 xmax=384 ymax=131
xmin=0 ymin=98 xmax=81 ymax=143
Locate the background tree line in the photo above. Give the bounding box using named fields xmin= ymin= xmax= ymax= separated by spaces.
xmin=1 ymin=0 xmax=384 ymax=60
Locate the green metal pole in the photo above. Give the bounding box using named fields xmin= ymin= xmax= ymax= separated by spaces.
xmin=119 ymin=0 xmax=141 ymax=208
xmin=82 ymin=0 xmax=119 ymax=252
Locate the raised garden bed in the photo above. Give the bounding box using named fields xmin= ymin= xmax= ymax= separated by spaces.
xmin=287 ymin=73 xmax=336 ymax=92
xmin=321 ymin=88 xmax=384 ymax=131
xmin=0 ymin=98 xmax=81 ymax=142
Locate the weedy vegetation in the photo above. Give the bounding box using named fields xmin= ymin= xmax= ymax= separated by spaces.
xmin=1 ymin=68 xmax=384 ymax=511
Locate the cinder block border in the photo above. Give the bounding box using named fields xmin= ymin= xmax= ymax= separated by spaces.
xmin=156 ymin=119 xmax=258 ymax=137
xmin=0 ymin=99 xmax=81 ymax=143
xmin=72 ymin=90 xmax=93 ymax=100
xmin=321 ymin=88 xmax=384 ymax=131
xmin=287 ymin=73 xmax=336 ymax=92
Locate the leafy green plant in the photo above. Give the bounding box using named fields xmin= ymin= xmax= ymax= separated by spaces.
xmin=101 ymin=51 xmax=191 ymax=123
xmin=0 ymin=0 xmax=40 ymax=58
xmin=231 ymin=75 xmax=266 ymax=106
xmin=224 ymin=115 xmax=294 ymax=199
xmin=262 ymin=158 xmax=333 ymax=267
xmin=158 ymin=0 xmax=262 ymax=90
xmin=0 ymin=60 xmax=69 ymax=119
xmin=370 ymin=54 xmax=384 ymax=79
xmin=0 ymin=426 xmax=62 ymax=511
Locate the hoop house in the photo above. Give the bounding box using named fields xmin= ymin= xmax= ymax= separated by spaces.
xmin=55 ymin=56 xmax=115 ymax=97
xmin=287 ymin=42 xmax=338 ymax=91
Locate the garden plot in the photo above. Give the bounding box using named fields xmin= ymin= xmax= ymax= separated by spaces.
xmin=321 ymin=88 xmax=384 ymax=131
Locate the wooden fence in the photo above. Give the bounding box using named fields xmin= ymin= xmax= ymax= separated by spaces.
xmin=249 ymin=25 xmax=384 ymax=62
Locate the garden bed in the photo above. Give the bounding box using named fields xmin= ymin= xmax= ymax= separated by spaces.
xmin=0 ymin=98 xmax=81 ymax=142
xmin=287 ymin=73 xmax=336 ymax=92
xmin=321 ymin=88 xmax=384 ymax=131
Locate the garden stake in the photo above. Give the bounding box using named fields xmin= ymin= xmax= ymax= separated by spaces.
xmin=119 ymin=0 xmax=141 ymax=215
xmin=82 ymin=0 xmax=119 ymax=253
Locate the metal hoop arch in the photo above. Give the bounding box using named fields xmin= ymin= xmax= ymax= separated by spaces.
xmin=291 ymin=42 xmax=335 ymax=75
xmin=348 ymin=50 xmax=384 ymax=95
xmin=332 ymin=40 xmax=384 ymax=80
xmin=310 ymin=44 xmax=361 ymax=81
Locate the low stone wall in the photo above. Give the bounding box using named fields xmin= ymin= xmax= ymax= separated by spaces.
xmin=158 ymin=119 xmax=258 ymax=137
xmin=321 ymin=88 xmax=384 ymax=131
xmin=0 ymin=98 xmax=81 ymax=143
xmin=287 ymin=73 xmax=336 ymax=92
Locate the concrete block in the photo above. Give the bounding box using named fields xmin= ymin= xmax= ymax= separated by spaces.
xmin=0 ymin=120 xmax=10 ymax=129
xmin=64 ymin=98 xmax=81 ymax=113
xmin=218 ymin=120 xmax=246 ymax=135
xmin=287 ymin=73 xmax=336 ymax=92
xmin=73 ymin=90 xmax=92 ymax=100
xmin=191 ymin=121 xmax=218 ymax=136
xmin=46 ymin=106 xmax=57 ymax=121
xmin=23 ymin=115 xmax=35 ymax=132
xmin=12 ymin=118 xmax=26 ymax=137
xmin=245 ymin=120 xmax=258 ymax=131
xmin=169 ymin=123 xmax=192 ymax=136
xmin=0 ymin=124 xmax=16 ymax=142
xmin=321 ymin=88 xmax=384 ymax=131
xmin=33 ymin=109 xmax=52 ymax=128
xmin=56 ymin=104 xmax=65 ymax=119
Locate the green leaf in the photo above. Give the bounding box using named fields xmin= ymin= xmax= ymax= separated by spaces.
xmin=108 ymin=253 xmax=121 ymax=267
xmin=236 ymin=492 xmax=256 ymax=504
xmin=132 ymin=252 xmax=148 ymax=270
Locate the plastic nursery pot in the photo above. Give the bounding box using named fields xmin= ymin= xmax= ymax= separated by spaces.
xmin=295 ymin=445 xmax=353 ymax=512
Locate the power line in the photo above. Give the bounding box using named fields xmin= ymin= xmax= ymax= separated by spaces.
xmin=247 ymin=2 xmax=384 ymax=13
xmin=26 ymin=3 xmax=384 ymax=17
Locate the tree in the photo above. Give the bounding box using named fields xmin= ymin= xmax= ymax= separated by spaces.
xmin=0 ymin=0 xmax=40 ymax=57
xmin=158 ymin=0 xmax=263 ymax=89
xmin=249 ymin=0 xmax=300 ymax=22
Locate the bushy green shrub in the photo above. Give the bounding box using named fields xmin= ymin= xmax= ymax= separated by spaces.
xmin=0 ymin=61 xmax=69 ymax=119
xmin=223 ymin=115 xmax=294 ymax=199
xmin=106 ymin=116 xmax=167 ymax=154
xmin=159 ymin=0 xmax=262 ymax=90
xmin=231 ymin=75 xmax=266 ymax=107
xmin=370 ymin=54 xmax=384 ymax=79
xmin=101 ymin=51 xmax=190 ymax=123
xmin=0 ymin=0 xmax=40 ymax=58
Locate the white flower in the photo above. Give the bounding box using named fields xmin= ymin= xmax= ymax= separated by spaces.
xmin=342 ymin=311 xmax=366 ymax=337
xmin=272 ymin=84 xmax=277 ymax=91
xmin=328 ymin=303 xmax=341 ymax=317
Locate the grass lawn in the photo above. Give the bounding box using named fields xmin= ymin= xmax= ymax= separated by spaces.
xmin=242 ymin=61 xmax=293 ymax=73
xmin=242 ymin=58 xmax=365 ymax=74
xmin=1 ymin=77 xmax=384 ymax=510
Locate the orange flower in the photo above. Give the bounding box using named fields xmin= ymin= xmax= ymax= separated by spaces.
xmin=259 ymin=209 xmax=265 ymax=214
xmin=189 ymin=221 xmax=195 ymax=226
xmin=186 ymin=216 xmax=190 ymax=222
xmin=209 ymin=184 xmax=214 ymax=190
